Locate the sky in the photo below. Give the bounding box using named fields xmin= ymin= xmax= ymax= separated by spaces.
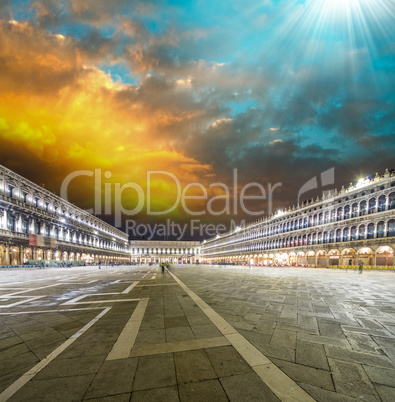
xmin=0 ymin=0 xmax=394 ymax=239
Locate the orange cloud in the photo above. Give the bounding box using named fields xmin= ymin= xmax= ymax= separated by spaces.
xmin=0 ymin=20 xmax=214 ymax=218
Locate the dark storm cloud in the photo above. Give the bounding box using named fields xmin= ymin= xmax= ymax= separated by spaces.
xmin=1 ymin=0 xmax=394 ymax=230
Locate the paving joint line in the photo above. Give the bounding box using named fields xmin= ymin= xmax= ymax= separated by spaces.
xmin=167 ymin=269 xmax=315 ymax=402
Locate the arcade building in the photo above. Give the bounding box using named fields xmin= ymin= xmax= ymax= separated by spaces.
xmin=130 ymin=240 xmax=201 ymax=264
xmin=0 ymin=164 xmax=130 ymax=266
xmin=201 ymin=170 xmax=395 ymax=268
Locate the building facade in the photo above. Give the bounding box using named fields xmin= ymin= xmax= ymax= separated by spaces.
xmin=201 ymin=170 xmax=395 ymax=267
xmin=130 ymin=240 xmax=201 ymax=264
xmin=0 ymin=164 xmax=130 ymax=265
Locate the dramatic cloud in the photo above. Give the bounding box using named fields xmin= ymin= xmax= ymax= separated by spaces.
xmin=0 ymin=0 xmax=394 ymax=236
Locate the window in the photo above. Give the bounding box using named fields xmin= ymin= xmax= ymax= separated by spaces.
xmin=35 ymin=197 xmax=39 ymax=207
xmin=351 ymin=227 xmax=357 ymax=241
xmin=388 ymin=220 xmax=395 ymax=237
xmin=358 ymin=226 xmax=365 ymax=240
xmin=22 ymin=192 xmax=27 ymax=203
xmin=368 ymin=198 xmax=376 ymax=214
xmin=360 ymin=201 xmax=367 ymax=216
xmin=22 ymin=219 xmax=28 ymax=234
xmin=7 ymin=185 xmax=13 ymax=197
xmin=389 ymin=193 xmax=395 ymax=210
xmin=367 ymin=223 xmax=374 ymax=239
xmin=344 ymin=206 xmax=350 ymax=219
xmin=377 ymin=222 xmax=385 ymax=238
xmin=378 ymin=196 xmax=386 ymax=212
xmin=45 ymin=202 xmax=49 ymax=212
xmin=7 ymin=215 xmax=15 ymax=231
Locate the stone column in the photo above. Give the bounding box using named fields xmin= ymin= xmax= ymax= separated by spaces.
xmin=5 ymin=244 xmax=10 ymax=265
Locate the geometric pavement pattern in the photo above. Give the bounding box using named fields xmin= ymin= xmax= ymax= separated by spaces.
xmin=0 ymin=265 xmax=394 ymax=401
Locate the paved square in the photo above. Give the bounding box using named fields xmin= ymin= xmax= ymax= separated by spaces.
xmin=0 ymin=265 xmax=394 ymax=401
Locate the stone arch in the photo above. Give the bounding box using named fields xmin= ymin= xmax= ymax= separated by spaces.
xmin=10 ymin=246 xmax=20 ymax=265
xmin=306 ymin=250 xmax=315 ymax=266
xmin=297 ymin=251 xmax=306 ymax=266
xmin=0 ymin=245 xmax=5 ymax=265
xmin=341 ymin=248 xmax=356 ymax=265
xmin=316 ymin=250 xmax=328 ymax=268
xmin=35 ymin=248 xmax=43 ymax=261
xmin=357 ymin=247 xmax=374 ymax=266
xmin=375 ymin=246 xmax=394 ymax=266
xmin=23 ymin=247 xmax=33 ymax=263
xmin=289 ymin=252 xmax=296 ymax=265
xmin=54 ymin=250 xmax=61 ymax=261
xmin=328 ymin=249 xmax=340 ymax=266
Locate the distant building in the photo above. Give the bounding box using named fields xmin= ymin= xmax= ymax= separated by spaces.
xmin=130 ymin=240 xmax=200 ymax=264
xmin=201 ymin=170 xmax=395 ymax=267
xmin=0 ymin=164 xmax=130 ymax=265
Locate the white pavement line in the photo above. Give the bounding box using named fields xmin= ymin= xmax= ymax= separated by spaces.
xmin=141 ymin=273 xmax=148 ymax=279
xmin=0 ymin=307 xmax=104 ymax=315
xmin=135 ymin=284 xmax=177 ymax=287
xmin=65 ymin=299 xmax=140 ymax=305
xmin=2 ymin=283 xmax=61 ymax=297
xmin=167 ymin=271 xmax=315 ymax=402
xmin=0 ymin=307 xmax=111 ymax=402
xmin=0 ymin=296 xmax=46 ymax=309
xmin=106 ymin=298 xmax=149 ymax=361
xmin=130 ymin=336 xmax=231 ymax=357
xmin=121 ymin=281 xmax=139 ymax=294
xmin=63 ymin=293 xmax=126 ymax=305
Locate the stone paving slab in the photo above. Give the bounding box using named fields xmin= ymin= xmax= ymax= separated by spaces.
xmin=0 ymin=265 xmax=395 ymax=401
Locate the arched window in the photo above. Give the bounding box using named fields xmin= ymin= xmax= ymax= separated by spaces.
xmin=378 ymin=195 xmax=386 ymax=212
xmin=323 ymin=232 xmax=328 ymax=244
xmin=337 ymin=207 xmax=343 ymax=221
xmin=368 ymin=198 xmax=376 ymax=214
xmin=367 ymin=223 xmax=375 ymax=239
xmin=352 ymin=203 xmax=358 ymax=218
xmin=317 ymin=232 xmax=322 ymax=244
xmin=329 ymin=231 xmax=335 ymax=243
xmin=343 ymin=227 xmax=349 ymax=242
xmin=307 ymin=234 xmax=312 ymax=245
xmin=336 ymin=229 xmax=342 ymax=242
xmin=350 ymin=226 xmax=357 ymax=241
xmin=360 ymin=200 xmax=367 ymax=216
xmin=377 ymin=221 xmax=385 ymax=238
xmin=388 ymin=220 xmax=395 ymax=237
xmin=389 ymin=192 xmax=395 ymax=210
xmin=358 ymin=225 xmax=365 ymax=240
xmin=344 ymin=205 xmax=350 ymax=219
xmin=324 ymin=212 xmax=330 ymax=223
xmin=330 ymin=209 xmax=336 ymax=222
